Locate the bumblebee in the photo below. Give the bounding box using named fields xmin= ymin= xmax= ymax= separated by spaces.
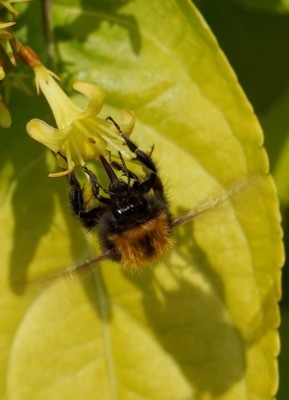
xmin=67 ymin=117 xmax=174 ymax=272
xmin=56 ymin=117 xmax=241 ymax=279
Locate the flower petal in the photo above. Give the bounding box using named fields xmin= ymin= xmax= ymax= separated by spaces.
xmin=0 ymin=31 xmax=15 ymax=65
xmin=34 ymin=66 xmax=81 ymax=129
xmin=73 ymin=82 xmax=106 ymax=117
xmin=69 ymin=117 xmax=108 ymax=159
xmin=26 ymin=119 xmax=70 ymax=153
xmin=0 ymin=66 xmax=5 ymax=80
xmin=119 ymin=109 xmax=135 ymax=136
xmin=0 ymin=22 xmax=16 ymax=29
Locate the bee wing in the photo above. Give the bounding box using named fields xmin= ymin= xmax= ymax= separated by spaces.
xmin=171 ymin=196 xmax=221 ymax=227
xmin=26 ymin=249 xmax=113 ymax=291
xmin=172 ymin=177 xmax=254 ymax=228
xmin=50 ymin=249 xmax=112 ymax=280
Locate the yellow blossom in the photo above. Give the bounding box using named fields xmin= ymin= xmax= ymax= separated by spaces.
xmin=26 ymin=63 xmax=135 ymax=177
xmin=0 ymin=0 xmax=29 ymax=16
xmin=0 ymin=21 xmax=16 ymax=65
xmin=0 ymin=66 xmax=5 ymax=80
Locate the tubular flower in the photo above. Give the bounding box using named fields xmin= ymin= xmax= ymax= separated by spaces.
xmin=26 ymin=63 xmax=135 ymax=177
xmin=0 ymin=21 xmax=16 ymax=66
xmin=0 ymin=0 xmax=29 ymax=16
xmin=0 ymin=66 xmax=5 ymax=80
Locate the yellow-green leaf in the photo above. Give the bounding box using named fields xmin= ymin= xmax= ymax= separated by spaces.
xmin=0 ymin=1 xmax=283 ymax=399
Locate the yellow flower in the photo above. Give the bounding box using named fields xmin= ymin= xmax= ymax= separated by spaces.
xmin=0 ymin=21 xmax=16 ymax=66
xmin=26 ymin=63 xmax=135 ymax=177
xmin=0 ymin=66 xmax=5 ymax=80
xmin=0 ymin=0 xmax=29 ymax=16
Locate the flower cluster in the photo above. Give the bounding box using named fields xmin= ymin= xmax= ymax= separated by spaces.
xmin=0 ymin=0 xmax=28 ymax=16
xmin=0 ymin=0 xmax=29 ymax=127
xmin=24 ymin=47 xmax=135 ymax=176
xmin=0 ymin=21 xmax=16 ymax=127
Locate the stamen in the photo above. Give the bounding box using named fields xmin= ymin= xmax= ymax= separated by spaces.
xmin=74 ymin=119 xmax=105 ymax=154
xmin=49 ymin=162 xmax=75 ymax=177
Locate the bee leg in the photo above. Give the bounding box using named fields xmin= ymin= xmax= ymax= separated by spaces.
xmin=106 ymin=117 xmax=166 ymax=199
xmin=67 ymin=170 xmax=106 ymax=229
xmin=137 ymin=172 xmax=165 ymax=201
xmin=106 ymin=116 xmax=157 ymax=173
xmin=109 ymin=151 xmax=139 ymax=181
xmin=82 ymin=165 xmax=110 ymax=204
xmin=67 ymin=171 xmax=85 ymax=216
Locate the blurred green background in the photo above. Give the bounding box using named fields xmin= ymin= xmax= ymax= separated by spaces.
xmin=195 ymin=1 xmax=289 ymax=398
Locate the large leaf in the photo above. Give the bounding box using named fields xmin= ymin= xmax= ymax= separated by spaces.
xmin=0 ymin=1 xmax=283 ymax=399
xmin=194 ymin=4 xmax=289 ymax=398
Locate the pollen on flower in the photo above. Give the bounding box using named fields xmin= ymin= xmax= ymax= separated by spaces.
xmin=25 ymin=61 xmax=136 ymax=177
